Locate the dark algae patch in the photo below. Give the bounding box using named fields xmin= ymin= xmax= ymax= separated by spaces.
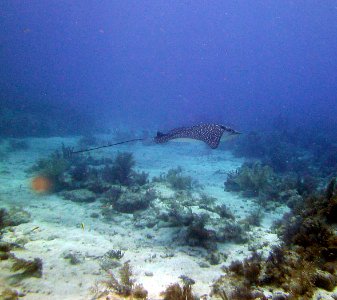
xmin=212 ymin=178 xmax=337 ymax=300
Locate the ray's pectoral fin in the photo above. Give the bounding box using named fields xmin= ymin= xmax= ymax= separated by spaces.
xmin=203 ymin=133 xmax=222 ymax=149
xmin=156 ymin=131 xmax=165 ymax=138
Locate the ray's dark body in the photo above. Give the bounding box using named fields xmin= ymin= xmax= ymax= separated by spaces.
xmin=154 ymin=123 xmax=239 ymax=149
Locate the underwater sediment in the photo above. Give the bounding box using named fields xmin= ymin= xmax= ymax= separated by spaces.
xmin=0 ymin=134 xmax=336 ymax=299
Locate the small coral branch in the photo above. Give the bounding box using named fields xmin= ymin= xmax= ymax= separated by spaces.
xmin=160 ymin=275 xmax=196 ymax=300
xmin=95 ymin=261 xmax=148 ymax=299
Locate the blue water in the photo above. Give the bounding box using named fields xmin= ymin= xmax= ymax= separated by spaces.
xmin=1 ymin=2 xmax=337 ymax=299
xmin=1 ymin=1 xmax=337 ymax=134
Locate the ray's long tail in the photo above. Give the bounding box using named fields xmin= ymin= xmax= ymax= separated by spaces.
xmin=71 ymin=138 xmax=145 ymax=154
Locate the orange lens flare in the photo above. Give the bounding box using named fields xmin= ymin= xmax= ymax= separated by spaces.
xmin=31 ymin=176 xmax=52 ymax=193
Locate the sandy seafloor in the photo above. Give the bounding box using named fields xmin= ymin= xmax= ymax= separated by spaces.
xmin=0 ymin=136 xmax=299 ymax=299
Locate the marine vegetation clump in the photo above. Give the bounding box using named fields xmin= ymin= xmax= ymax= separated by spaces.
xmin=215 ymin=204 xmax=236 ymax=220
xmin=132 ymin=171 xmax=149 ymax=186
xmin=103 ymin=152 xmax=135 ymax=186
xmin=216 ymin=222 xmax=248 ymax=244
xmin=225 ymin=162 xmax=277 ymax=198
xmin=153 ymin=167 xmax=197 ymax=191
xmin=29 ymin=145 xmax=150 ymax=199
xmin=294 ymin=174 xmax=319 ymax=197
xmin=198 ymin=202 xmax=236 ymax=221
xmin=99 ymin=249 xmax=125 ymax=271
xmin=241 ymin=209 xmax=264 ymax=227
xmin=226 ymin=251 xmax=263 ymax=286
xmin=160 ymin=202 xmax=195 ymax=226
xmin=184 ymin=213 xmax=217 ymax=250
xmin=212 ymin=177 xmax=337 ymax=300
xmin=101 ymin=151 xmax=149 ymax=187
xmin=28 ymin=144 xmax=106 ymax=192
xmin=94 ymin=261 xmax=148 ymax=299
xmin=260 ymin=245 xmax=288 ymax=286
xmin=166 ymin=167 xmax=193 ymax=190
xmin=197 ymin=200 xmax=235 ymax=221
xmin=104 ymin=249 xmax=125 ymax=260
xmin=28 ymin=144 xmax=74 ymax=191
xmin=215 ymin=249 xmax=299 ymax=299
xmin=158 ymin=193 xmax=249 ymax=249
xmin=0 ymin=242 xmax=12 ymax=253
xmin=280 ymin=213 xmax=333 ymax=248
xmin=0 ymin=208 xmax=7 ymax=229
xmin=197 ymin=193 xmax=217 ymax=207
xmin=230 ymin=286 xmax=266 ymax=300
xmin=31 ymin=151 xmax=69 ymax=185
xmin=225 ymin=162 xmax=320 ymax=208
xmin=100 ymin=257 xmax=122 ymax=272
xmin=155 ymin=192 xmax=248 ymax=248
xmin=160 ymin=275 xmax=196 ymax=300
xmin=0 ymin=242 xmax=12 ymax=261
xmin=279 ymin=178 xmax=337 ymax=248
xmin=69 ymin=162 xmax=89 ymax=182
xmin=325 ymin=177 xmax=337 ymax=223
xmin=102 ymin=262 xmax=133 ymax=296
xmin=102 ymin=186 xmax=123 ymax=204
xmin=0 ymin=288 xmax=22 ymax=300
xmin=63 ymin=251 xmax=84 ymax=265
xmin=11 ymin=257 xmax=43 ymax=278
xmin=0 ymin=243 xmax=43 ymax=295
xmin=0 ymin=207 xmax=31 ymax=228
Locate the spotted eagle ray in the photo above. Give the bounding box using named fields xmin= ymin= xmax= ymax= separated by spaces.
xmin=72 ymin=123 xmax=240 ymax=154
xmin=153 ymin=124 xmax=240 ymax=149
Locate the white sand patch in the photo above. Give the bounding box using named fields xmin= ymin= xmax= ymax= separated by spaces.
xmin=0 ymin=136 xmax=286 ymax=299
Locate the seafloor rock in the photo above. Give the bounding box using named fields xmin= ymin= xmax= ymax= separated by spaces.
xmin=113 ymin=190 xmax=153 ymax=213
xmin=11 ymin=256 xmax=43 ymax=278
xmin=272 ymin=291 xmax=289 ymax=300
xmin=63 ymin=250 xmax=84 ymax=265
xmin=60 ymin=189 xmax=96 ymax=203
xmin=86 ymin=179 xmax=111 ymax=194
xmin=133 ymin=211 xmax=157 ymax=228
xmin=313 ymin=270 xmax=336 ymax=291
xmin=1 ymin=207 xmax=31 ymax=227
